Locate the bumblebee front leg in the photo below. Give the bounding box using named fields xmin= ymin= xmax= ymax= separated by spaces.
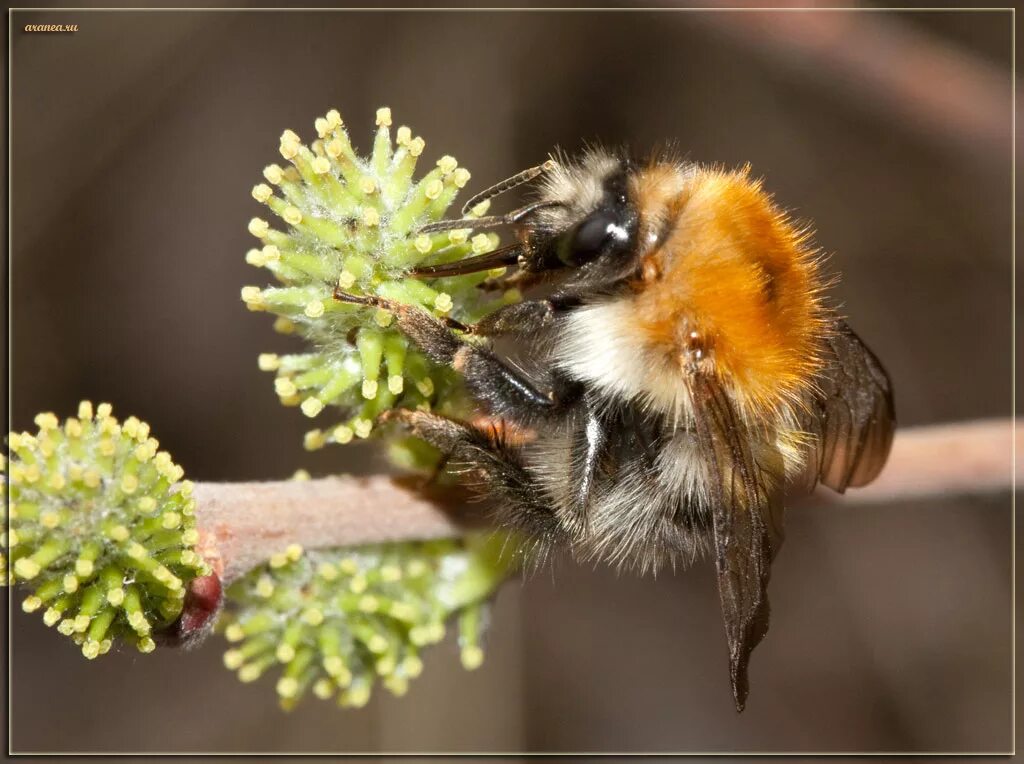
xmin=334 ymin=289 xmax=582 ymax=420
xmin=467 ymin=293 xmax=580 ymax=339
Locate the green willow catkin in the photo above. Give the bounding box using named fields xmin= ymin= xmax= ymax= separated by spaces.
xmin=2 ymin=403 xmax=208 ymax=658
xmin=220 ymin=534 xmax=512 ymax=710
xmin=243 ymin=107 xmax=519 ymax=462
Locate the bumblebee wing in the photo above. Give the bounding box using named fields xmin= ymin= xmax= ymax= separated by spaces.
xmin=806 ymin=320 xmax=896 ymax=493
xmin=689 ymin=370 xmax=782 ymax=712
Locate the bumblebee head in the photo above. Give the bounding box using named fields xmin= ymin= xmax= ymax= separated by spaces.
xmin=411 ymin=149 xmax=641 ymax=288
xmin=524 ymin=151 xmax=640 ymax=284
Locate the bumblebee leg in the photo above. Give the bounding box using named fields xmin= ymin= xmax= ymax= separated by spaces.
xmin=335 ymin=289 xmax=582 ymax=420
xmin=466 ymin=294 xmax=580 ymax=339
xmin=382 ymin=409 xmax=565 ymax=547
xmin=564 ymin=401 xmax=605 ymax=532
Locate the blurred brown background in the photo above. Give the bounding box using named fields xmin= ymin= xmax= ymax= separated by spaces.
xmin=6 ymin=5 xmax=1015 ymax=754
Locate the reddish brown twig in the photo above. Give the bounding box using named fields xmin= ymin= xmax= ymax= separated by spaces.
xmin=192 ymin=419 xmax=1017 ymax=583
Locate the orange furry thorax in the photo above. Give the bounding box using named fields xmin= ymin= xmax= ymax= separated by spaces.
xmin=630 ymin=164 xmax=829 ymax=419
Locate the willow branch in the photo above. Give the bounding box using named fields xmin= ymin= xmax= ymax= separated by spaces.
xmin=813 ymin=417 xmax=1017 ymax=507
xmin=194 ymin=418 xmax=1017 ymax=582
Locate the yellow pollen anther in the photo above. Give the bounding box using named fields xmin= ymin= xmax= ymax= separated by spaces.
xmin=424 ymin=179 xmax=444 ymax=200
xmin=247 ymin=218 xmax=270 ymax=238
xmin=34 ymin=412 xmax=59 ymax=430
xmin=361 ymin=207 xmax=380 ymax=227
xmin=337 ymin=270 xmax=356 ymax=289
xmin=65 ymin=418 xmax=83 ymax=437
xmin=409 ymin=137 xmax=425 ymax=157
xmin=223 ymin=650 xmax=244 ymax=670
xmin=388 ymin=375 xmax=404 ymax=395
xmin=314 ymin=117 xmax=330 ymax=137
xmin=361 ymin=379 xmax=378 ymax=399
xmin=375 ymin=107 xmax=392 ymax=127
xmin=471 ymin=233 xmax=491 ymax=254
xmin=311 ymin=156 xmax=331 ymax=174
xmin=414 ymin=234 xmax=432 ymax=254
xmin=22 ymin=596 xmax=42 ymax=613
xmin=434 ymin=293 xmax=453 ymax=313
xmin=353 ymin=418 xmax=372 ymax=439
xmin=255 ymin=575 xmax=275 ymax=597
xmin=40 ymin=510 xmax=60 ymax=529
xmin=286 ymin=543 xmax=303 ymax=561
xmin=270 ymin=548 xmax=290 ymax=569
xmin=109 ymin=525 xmax=130 ymax=542
xmin=279 ymin=139 xmax=300 ymax=161
xmin=277 ymin=677 xmax=299 ymax=699
xmin=258 ymin=353 xmax=280 ymax=371
xmin=304 ymin=429 xmax=326 ymax=450
xmin=78 ymin=400 xmax=94 ymax=421
xmin=301 ymin=398 xmax=324 ymax=418
xmin=107 ymin=588 xmax=125 ymax=606
xmin=304 ymin=300 xmax=325 ymax=318
xmin=326 ymin=109 xmax=343 ymax=128
xmin=373 ymin=308 xmax=393 ymax=328
xmin=251 ymin=184 xmax=273 ymax=203
xmin=462 ymin=645 xmax=485 ymax=670
xmin=272 ymin=372 xmax=292 ymax=393
xmin=120 ymin=474 xmax=139 ymax=494
xmin=262 ymin=244 xmax=281 ymax=263
xmin=302 ymin=608 xmax=325 ymax=626
xmin=437 ymin=155 xmax=458 ymax=174
xmin=282 ymin=206 xmax=303 ymax=226
xmin=326 ymin=139 xmax=342 ymax=159
xmin=333 ymin=425 xmax=354 ymax=444
xmin=225 ymin=623 xmax=245 ymax=642
xmin=263 ymin=164 xmax=284 ymax=184
xmin=75 ymin=559 xmax=94 ymax=577
xmin=276 ymin=643 xmax=295 ymax=663
xmin=63 ymin=574 xmax=79 ymax=592
xmin=359 ymin=177 xmax=377 ymax=195
xmin=453 ymin=168 xmax=471 ymax=188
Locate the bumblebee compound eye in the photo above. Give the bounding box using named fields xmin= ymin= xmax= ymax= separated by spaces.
xmin=558 ymin=172 xmax=637 ymax=268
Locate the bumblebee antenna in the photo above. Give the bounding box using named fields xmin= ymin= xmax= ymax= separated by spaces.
xmin=418 ymin=200 xmax=563 ymax=235
xmin=410 ymin=243 xmax=525 ymax=278
xmin=459 ymin=159 xmax=558 ymax=216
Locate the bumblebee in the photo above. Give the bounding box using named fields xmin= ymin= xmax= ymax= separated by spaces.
xmin=335 ymin=149 xmax=895 ymax=711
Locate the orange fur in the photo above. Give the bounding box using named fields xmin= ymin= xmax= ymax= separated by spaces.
xmin=630 ymin=164 xmax=828 ymax=420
